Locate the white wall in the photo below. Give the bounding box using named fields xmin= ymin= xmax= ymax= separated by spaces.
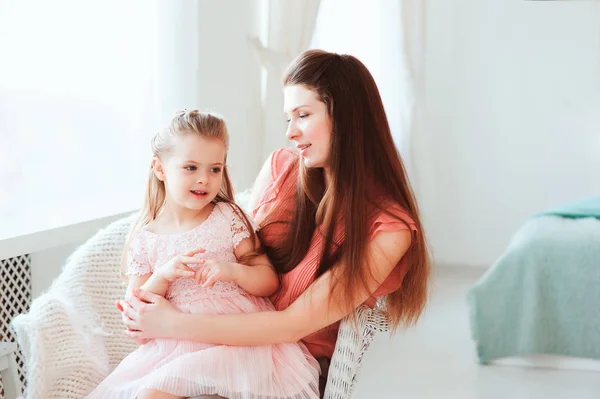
xmin=157 ymin=0 xmax=265 ymax=192
xmin=22 ymin=0 xmax=600 ymax=291
xmin=30 ymin=242 xmax=81 ymax=299
xmin=414 ymin=0 xmax=600 ymax=268
xmin=194 ymin=0 xmax=265 ymax=191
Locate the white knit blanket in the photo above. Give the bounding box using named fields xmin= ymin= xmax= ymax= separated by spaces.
xmin=10 ymin=194 xmax=255 ymax=399
xmin=11 ymin=214 xmax=140 ymax=399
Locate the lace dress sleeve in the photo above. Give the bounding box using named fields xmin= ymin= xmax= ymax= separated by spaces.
xmin=126 ymin=229 xmax=152 ymax=276
xmin=229 ymin=204 xmax=259 ymax=249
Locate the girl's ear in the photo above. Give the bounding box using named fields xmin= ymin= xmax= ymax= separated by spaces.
xmin=152 ymin=156 xmax=166 ymax=181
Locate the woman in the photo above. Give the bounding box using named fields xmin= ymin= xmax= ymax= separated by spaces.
xmin=119 ymin=49 xmax=431 ymax=396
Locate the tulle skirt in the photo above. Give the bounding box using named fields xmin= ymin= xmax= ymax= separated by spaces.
xmin=85 ymin=293 xmax=320 ymax=399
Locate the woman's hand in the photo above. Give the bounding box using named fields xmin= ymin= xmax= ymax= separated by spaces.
xmin=115 ymin=300 xmax=150 ymax=345
xmin=155 ymin=248 xmax=205 ymax=282
xmin=194 ymin=260 xmax=240 ymax=287
xmin=118 ymin=288 xmax=182 ymax=340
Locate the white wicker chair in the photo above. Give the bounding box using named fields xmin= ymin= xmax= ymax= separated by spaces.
xmin=11 ymin=214 xmax=390 ymax=399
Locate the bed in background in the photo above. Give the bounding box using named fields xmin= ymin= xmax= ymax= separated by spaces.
xmin=467 ymin=197 xmax=600 ymax=364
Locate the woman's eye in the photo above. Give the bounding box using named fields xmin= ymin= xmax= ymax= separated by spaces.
xmin=184 ymin=166 xmax=197 ymax=171
xmin=299 ymin=113 xmax=309 ymax=119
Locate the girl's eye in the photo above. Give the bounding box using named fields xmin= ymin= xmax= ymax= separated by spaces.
xmin=210 ymin=167 xmax=222 ymax=173
xmin=184 ymin=166 xmax=197 ymax=171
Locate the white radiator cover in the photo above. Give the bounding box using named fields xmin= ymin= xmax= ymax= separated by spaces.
xmin=1 ymin=255 xmax=31 ymax=398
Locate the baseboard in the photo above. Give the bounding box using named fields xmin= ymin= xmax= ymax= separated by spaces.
xmin=491 ymin=354 xmax=600 ymax=373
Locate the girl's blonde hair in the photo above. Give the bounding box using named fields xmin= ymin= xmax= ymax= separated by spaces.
xmin=121 ymin=109 xmax=261 ymax=277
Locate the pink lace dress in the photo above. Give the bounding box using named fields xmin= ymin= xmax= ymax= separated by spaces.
xmin=85 ymin=202 xmax=320 ymax=399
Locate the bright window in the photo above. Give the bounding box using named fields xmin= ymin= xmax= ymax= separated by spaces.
xmin=0 ymin=1 xmax=160 ymax=240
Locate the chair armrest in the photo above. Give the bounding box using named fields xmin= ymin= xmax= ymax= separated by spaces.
xmin=11 ymin=295 xmax=110 ymax=399
xmin=323 ymin=305 xmax=390 ymax=399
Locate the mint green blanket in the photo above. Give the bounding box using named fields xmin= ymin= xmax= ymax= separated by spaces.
xmin=537 ymin=196 xmax=600 ymax=220
xmin=467 ymin=206 xmax=600 ymax=363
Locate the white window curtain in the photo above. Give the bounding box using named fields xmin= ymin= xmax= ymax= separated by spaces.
xmin=251 ymin=0 xmax=322 ymax=160
xmin=310 ymin=0 xmax=426 ymax=181
xmin=0 ymin=0 xmax=161 ymax=239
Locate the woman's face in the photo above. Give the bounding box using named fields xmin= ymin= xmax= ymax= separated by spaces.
xmin=283 ymin=84 xmax=332 ymax=169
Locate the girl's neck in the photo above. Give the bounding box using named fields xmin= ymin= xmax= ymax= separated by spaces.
xmin=161 ymin=201 xmax=213 ymax=228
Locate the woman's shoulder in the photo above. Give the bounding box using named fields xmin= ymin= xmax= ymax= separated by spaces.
xmin=270 ymin=147 xmax=299 ymax=179
xmin=261 ymin=147 xmax=299 ymax=201
xmin=369 ymin=197 xmax=418 ymax=237
xmin=251 ymin=148 xmax=299 ymax=224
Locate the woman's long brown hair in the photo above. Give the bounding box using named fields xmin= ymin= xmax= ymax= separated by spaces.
xmin=262 ymin=50 xmax=430 ymax=329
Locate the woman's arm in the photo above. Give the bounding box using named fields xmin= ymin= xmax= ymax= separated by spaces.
xmin=121 ymin=274 xmax=152 ymax=345
xmin=122 ymin=228 xmax=412 ymax=345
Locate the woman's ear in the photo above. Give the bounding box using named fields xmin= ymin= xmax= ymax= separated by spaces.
xmin=152 ymin=156 xmax=166 ymax=181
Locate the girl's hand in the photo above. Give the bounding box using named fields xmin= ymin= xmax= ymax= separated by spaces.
xmin=155 ymin=248 xmax=205 ymax=282
xmin=195 ymin=260 xmax=240 ymax=287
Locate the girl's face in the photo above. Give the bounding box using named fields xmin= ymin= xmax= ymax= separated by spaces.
xmin=284 ymin=84 xmax=332 ymax=169
xmin=153 ymin=134 xmax=226 ymax=212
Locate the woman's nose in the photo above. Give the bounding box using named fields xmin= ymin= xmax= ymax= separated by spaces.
xmin=286 ymin=122 xmax=300 ymax=141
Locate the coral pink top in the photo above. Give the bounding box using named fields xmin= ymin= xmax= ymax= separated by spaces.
xmin=252 ymin=148 xmax=418 ymax=360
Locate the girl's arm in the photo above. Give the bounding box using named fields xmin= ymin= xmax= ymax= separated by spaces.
xmin=232 ymin=236 xmax=279 ymax=297
xmin=125 ymin=274 xmax=151 ymax=299
xmin=140 ymin=249 xmax=205 ymax=296
xmin=124 ymin=231 xmax=153 ymax=298
xmin=124 ymin=231 xmax=166 ymax=298
xmin=139 ymin=273 xmax=169 ymax=297
xmin=122 ymin=228 xmax=412 ymax=345
xmin=197 ymin=235 xmax=279 ymax=297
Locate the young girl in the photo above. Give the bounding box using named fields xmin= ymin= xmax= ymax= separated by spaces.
xmin=86 ymin=110 xmax=320 ymax=399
